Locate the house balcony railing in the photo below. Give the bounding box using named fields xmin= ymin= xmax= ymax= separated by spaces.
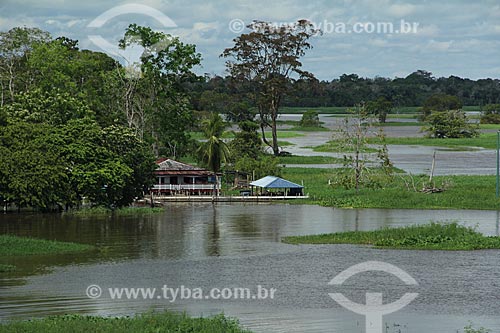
xmin=152 ymin=184 xmax=220 ymax=191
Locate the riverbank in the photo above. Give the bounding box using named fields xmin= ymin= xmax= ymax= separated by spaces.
xmin=282 ymin=168 xmax=500 ymax=210
xmin=0 ymin=235 xmax=95 ymax=273
xmin=0 ymin=235 xmax=95 ymax=256
xmin=282 ymin=222 xmax=500 ymax=250
xmin=67 ymin=206 xmax=165 ymax=216
xmin=312 ymin=133 xmax=498 ymax=152
xmin=0 ymin=311 xmax=251 ymax=333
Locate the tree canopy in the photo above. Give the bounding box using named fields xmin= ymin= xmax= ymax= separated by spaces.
xmin=0 ymin=25 xmax=206 ymax=210
xmin=222 ymin=20 xmax=320 ymax=156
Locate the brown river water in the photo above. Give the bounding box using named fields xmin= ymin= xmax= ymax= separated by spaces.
xmin=1 ymin=203 xmax=500 ymax=332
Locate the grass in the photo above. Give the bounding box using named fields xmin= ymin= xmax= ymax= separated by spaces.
xmin=276 ymin=119 xmax=329 ymax=131
xmin=68 ymin=207 xmax=165 ymax=216
xmin=463 ymin=106 xmax=481 ymax=111
xmin=278 ymin=106 xmax=479 ymax=116
xmin=282 ymin=222 xmax=500 ymax=251
xmin=0 ymin=235 xmax=95 ymax=256
xmin=279 ymin=106 xmax=442 ymax=114
xmin=478 ymin=124 xmax=500 ymax=130
xmin=277 ymin=140 xmax=295 ymax=147
xmin=190 ymin=131 xmax=304 ymax=140
xmin=374 ymin=121 xmax=425 ymax=127
xmin=311 ymin=133 xmax=498 ymax=153
xmin=279 ymin=106 xmax=350 ymax=114
xmin=288 ymin=126 xmax=330 ymax=131
xmin=0 ymin=264 xmax=16 ymax=272
xmin=282 ymin=167 xmax=500 ymax=210
xmin=387 ymin=114 xmax=419 ymax=119
xmin=266 ymin=131 xmax=304 ymax=138
xmin=309 ymin=141 xmax=378 ymax=153
xmin=0 ymin=311 xmax=251 ymax=333
xmin=374 ymin=133 xmax=497 ymax=150
xmin=277 ymin=155 xmax=344 ymax=164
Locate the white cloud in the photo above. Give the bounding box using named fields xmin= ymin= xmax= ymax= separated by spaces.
xmin=192 ymin=21 xmax=219 ymax=31
xmin=0 ymin=16 xmax=37 ymax=30
xmin=415 ymin=24 xmax=439 ymax=37
xmin=67 ymin=19 xmax=85 ymax=28
xmin=0 ymin=0 xmax=499 ymax=80
xmin=426 ymin=39 xmax=453 ymax=52
xmin=387 ymin=4 xmax=416 ymax=18
xmin=368 ymin=38 xmax=389 ymax=47
xmin=491 ymin=5 xmax=500 ymax=18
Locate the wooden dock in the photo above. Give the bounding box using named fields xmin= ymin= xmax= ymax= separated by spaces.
xmin=151 ymin=195 xmax=309 ymax=203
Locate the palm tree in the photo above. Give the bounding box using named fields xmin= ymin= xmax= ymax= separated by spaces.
xmin=197 ymin=113 xmax=230 ymax=196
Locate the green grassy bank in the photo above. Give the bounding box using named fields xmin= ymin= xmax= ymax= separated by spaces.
xmin=283 ymin=222 xmax=500 ymax=251
xmin=0 ymin=312 xmax=251 ymax=333
xmin=282 ymin=168 xmax=500 ymax=210
xmin=312 ymin=133 xmax=497 ymax=152
xmin=277 ymin=155 xmax=344 ymax=164
xmin=0 ymin=235 xmax=95 ymax=256
xmin=67 ymin=206 xmax=165 ymax=216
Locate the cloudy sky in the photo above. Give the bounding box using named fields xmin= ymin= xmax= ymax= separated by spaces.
xmin=1 ymin=0 xmax=499 ymax=80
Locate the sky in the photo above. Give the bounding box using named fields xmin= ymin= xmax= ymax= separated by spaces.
xmin=1 ymin=0 xmax=499 ymax=80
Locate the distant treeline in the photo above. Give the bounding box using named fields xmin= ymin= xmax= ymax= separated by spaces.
xmin=188 ymin=70 xmax=500 ymax=110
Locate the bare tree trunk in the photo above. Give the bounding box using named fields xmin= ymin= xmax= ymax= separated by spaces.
xmin=429 ymin=152 xmax=436 ymax=184
xmin=8 ymin=61 xmax=15 ymax=102
xmin=355 ymin=116 xmax=362 ymax=193
xmin=271 ymin=112 xmax=279 ymax=156
xmin=0 ymin=80 xmax=4 ymax=107
xmin=355 ymin=141 xmax=360 ymax=193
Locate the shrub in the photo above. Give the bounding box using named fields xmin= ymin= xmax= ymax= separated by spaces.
xmin=480 ymin=104 xmax=500 ymax=124
xmin=299 ymin=110 xmax=320 ymax=127
xmin=234 ymin=155 xmax=281 ymax=180
xmin=480 ymin=113 xmax=500 ymax=124
xmin=420 ymin=94 xmax=462 ymax=120
xmin=423 ymin=110 xmax=479 ymax=138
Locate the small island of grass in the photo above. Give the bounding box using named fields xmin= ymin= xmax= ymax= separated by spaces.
xmin=67 ymin=206 xmax=165 ymax=216
xmin=0 ymin=235 xmax=95 ymax=256
xmin=0 ymin=312 xmax=251 ymax=333
xmin=0 ymin=264 xmax=16 ymax=272
xmin=282 ymin=223 xmax=500 ymax=251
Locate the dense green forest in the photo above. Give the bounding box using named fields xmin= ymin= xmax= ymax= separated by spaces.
xmin=188 ymin=70 xmax=500 ymax=112
xmin=0 ymin=26 xmax=201 ymax=210
xmin=1 ymin=24 xmax=499 ymax=211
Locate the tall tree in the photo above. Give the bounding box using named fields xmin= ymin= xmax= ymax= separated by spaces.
xmin=197 ymin=113 xmax=230 ymax=173
xmin=3 ymin=88 xmax=93 ymax=125
xmin=366 ymin=96 xmax=393 ymax=123
xmin=229 ymin=120 xmax=262 ymax=160
xmin=118 ymin=24 xmax=202 ymax=158
xmin=0 ymin=27 xmax=51 ymax=106
xmin=332 ymin=105 xmax=392 ymax=192
xmin=222 ymin=20 xmax=320 ymax=156
xmin=197 ymin=113 xmax=230 ymax=197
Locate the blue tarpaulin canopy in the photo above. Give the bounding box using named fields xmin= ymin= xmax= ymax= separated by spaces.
xmin=250 ymin=176 xmax=303 ymax=189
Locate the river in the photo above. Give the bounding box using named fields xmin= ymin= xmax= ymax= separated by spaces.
xmin=1 ymin=203 xmax=500 ymax=332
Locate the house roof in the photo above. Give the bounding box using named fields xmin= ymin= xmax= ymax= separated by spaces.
xmin=250 ymin=176 xmax=303 ymax=189
xmin=155 ymin=159 xmax=213 ymax=176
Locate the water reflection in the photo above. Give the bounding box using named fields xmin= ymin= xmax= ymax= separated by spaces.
xmin=2 ymin=204 xmax=500 ymax=265
xmin=2 ymin=204 xmax=500 ymax=332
